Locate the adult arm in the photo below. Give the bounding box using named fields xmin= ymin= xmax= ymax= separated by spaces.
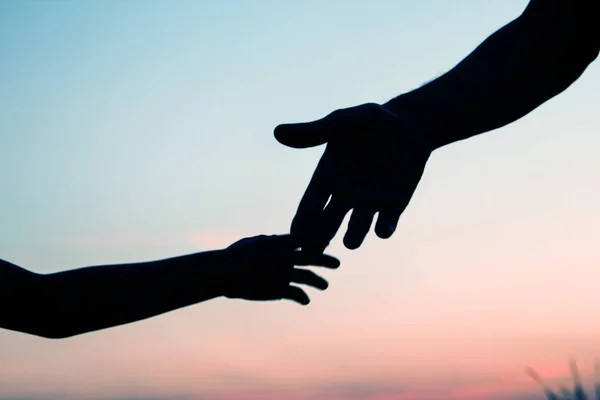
xmin=388 ymin=0 xmax=600 ymax=149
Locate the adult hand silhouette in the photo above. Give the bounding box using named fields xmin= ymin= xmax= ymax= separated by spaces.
xmin=275 ymin=102 xmax=432 ymax=252
xmin=223 ymin=234 xmax=340 ymax=305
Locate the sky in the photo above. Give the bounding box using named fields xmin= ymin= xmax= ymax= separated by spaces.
xmin=1 ymin=0 xmax=600 ymax=399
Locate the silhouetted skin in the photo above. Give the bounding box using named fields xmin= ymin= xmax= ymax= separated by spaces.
xmin=0 ymin=234 xmax=340 ymax=339
xmin=275 ymin=0 xmax=600 ymax=252
xmin=527 ymin=359 xmax=599 ymax=400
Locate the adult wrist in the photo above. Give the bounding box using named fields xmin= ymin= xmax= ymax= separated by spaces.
xmin=382 ymin=94 xmax=441 ymax=152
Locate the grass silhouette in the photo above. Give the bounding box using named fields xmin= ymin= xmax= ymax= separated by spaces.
xmin=526 ymin=359 xmax=600 ymax=400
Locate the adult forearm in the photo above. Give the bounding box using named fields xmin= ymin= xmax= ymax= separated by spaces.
xmin=34 ymin=250 xmax=231 ymax=338
xmin=386 ymin=0 xmax=599 ymax=150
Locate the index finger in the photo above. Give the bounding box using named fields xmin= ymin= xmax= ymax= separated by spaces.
xmin=291 ymin=154 xmax=333 ymax=241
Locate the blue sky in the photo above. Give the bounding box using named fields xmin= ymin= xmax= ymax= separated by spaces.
xmin=1 ymin=1 xmax=600 ymax=399
xmin=0 ymin=0 xmax=528 ymax=270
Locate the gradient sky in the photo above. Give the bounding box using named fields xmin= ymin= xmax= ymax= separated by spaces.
xmin=1 ymin=1 xmax=600 ymax=399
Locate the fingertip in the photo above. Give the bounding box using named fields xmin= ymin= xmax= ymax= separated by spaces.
xmin=274 ymin=120 xmax=330 ymax=149
xmin=274 ymin=124 xmax=307 ymax=148
xmin=273 ymin=125 xmax=296 ymax=147
xmin=343 ymin=232 xmax=364 ymax=250
xmin=374 ymin=224 xmax=395 ymax=239
xmin=273 ymin=124 xmax=289 ymax=140
xmin=286 ymin=286 xmax=311 ymax=306
xmin=343 ymin=237 xmax=361 ymax=250
xmin=376 ymin=210 xmax=401 ymax=239
xmin=316 ymin=279 xmax=329 ymax=291
xmin=328 ymin=257 xmax=341 ymax=268
xmin=300 ymin=290 xmax=311 ymax=305
xmin=317 ymin=253 xmax=340 ymax=268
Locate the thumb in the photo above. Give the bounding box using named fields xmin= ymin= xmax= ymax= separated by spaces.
xmin=274 ymin=117 xmax=332 ymax=149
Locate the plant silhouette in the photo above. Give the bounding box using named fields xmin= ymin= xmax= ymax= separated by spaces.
xmin=527 ymin=360 xmax=600 ymax=400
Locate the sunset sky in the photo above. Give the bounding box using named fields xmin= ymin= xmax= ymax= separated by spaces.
xmin=1 ymin=1 xmax=600 ymax=399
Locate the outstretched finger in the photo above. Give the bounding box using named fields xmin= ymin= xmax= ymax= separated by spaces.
xmin=292 ymin=252 xmax=340 ymax=268
xmin=343 ymin=207 xmax=376 ymax=250
xmin=282 ymin=285 xmax=311 ymax=305
xmin=315 ymin=195 xmax=350 ymax=249
xmin=291 ymin=158 xmax=333 ymax=244
xmin=291 ymin=268 xmax=328 ymax=290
